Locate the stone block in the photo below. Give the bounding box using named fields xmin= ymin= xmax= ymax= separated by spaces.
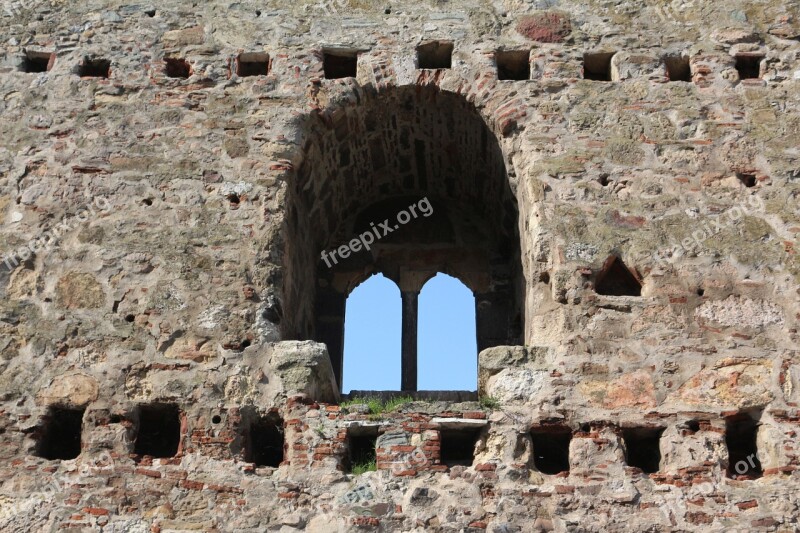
xmin=269 ymin=341 xmax=339 ymax=403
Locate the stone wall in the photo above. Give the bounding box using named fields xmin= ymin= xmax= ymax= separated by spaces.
xmin=0 ymin=0 xmax=799 ymax=531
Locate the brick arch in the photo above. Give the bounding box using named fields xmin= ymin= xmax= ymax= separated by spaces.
xmin=279 ymin=84 xmax=525 ymax=391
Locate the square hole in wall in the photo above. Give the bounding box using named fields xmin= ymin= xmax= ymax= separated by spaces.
xmin=323 ymin=50 xmax=358 ymax=79
xmin=664 ymin=55 xmax=691 ymax=82
xmin=735 ymin=54 xmax=763 ymax=80
xmin=530 ymin=425 xmax=572 ymax=475
xmin=35 ymin=406 xmax=84 ymax=460
xmin=244 ymin=413 xmax=284 ymax=467
xmin=726 ymin=413 xmax=762 ymax=479
xmin=583 ymin=52 xmax=615 ymax=81
xmin=134 ymin=403 xmax=181 ymax=459
xmin=417 ymin=41 xmax=453 ymax=69
xmin=440 ymin=427 xmax=482 ymax=467
xmin=78 ymin=58 xmax=111 ymax=78
xmin=22 ymin=51 xmax=54 ymax=73
xmin=164 ymin=57 xmax=191 ymax=78
xmin=236 ymin=52 xmax=270 ymax=77
xmin=496 ymin=50 xmax=530 ymax=81
xmin=347 ymin=427 xmax=377 ymax=474
xmin=623 ymin=427 xmax=664 ymax=473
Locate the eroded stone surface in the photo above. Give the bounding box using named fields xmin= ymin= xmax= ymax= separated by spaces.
xmin=0 ymin=0 xmax=798 ymax=531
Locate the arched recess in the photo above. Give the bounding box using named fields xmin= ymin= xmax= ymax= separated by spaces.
xmin=282 ymin=85 xmax=523 ymax=391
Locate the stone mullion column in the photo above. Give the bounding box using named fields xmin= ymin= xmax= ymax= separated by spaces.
xmin=400 ymin=290 xmax=419 ymax=392
xmin=315 ymin=287 xmax=346 ymax=390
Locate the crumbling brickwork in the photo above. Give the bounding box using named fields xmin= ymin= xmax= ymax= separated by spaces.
xmin=0 ymin=0 xmax=799 ymax=531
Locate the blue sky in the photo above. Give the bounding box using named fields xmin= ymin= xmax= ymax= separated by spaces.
xmin=342 ymin=273 xmax=477 ymax=393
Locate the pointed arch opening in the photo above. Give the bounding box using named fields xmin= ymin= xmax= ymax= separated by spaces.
xmin=342 ymin=274 xmax=402 ymax=393
xmin=418 ymin=273 xmax=477 ymax=391
xmin=282 ymin=86 xmax=523 ymax=393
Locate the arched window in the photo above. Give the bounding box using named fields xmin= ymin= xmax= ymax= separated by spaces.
xmin=418 ymin=274 xmax=477 ymax=391
xmin=342 ymin=274 xmax=401 ymax=393
xmin=284 ymin=86 xmax=524 ymax=393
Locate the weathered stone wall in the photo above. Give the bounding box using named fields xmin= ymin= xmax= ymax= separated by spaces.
xmin=0 ymin=0 xmax=799 ymax=531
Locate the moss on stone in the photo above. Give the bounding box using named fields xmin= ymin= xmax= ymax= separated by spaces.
xmin=603 ymin=137 xmax=645 ymax=166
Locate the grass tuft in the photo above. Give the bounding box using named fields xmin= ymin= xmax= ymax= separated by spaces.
xmin=340 ymin=395 xmax=415 ymax=415
xmin=351 ymin=458 xmax=377 ymax=475
xmin=479 ymin=396 xmax=501 ymax=410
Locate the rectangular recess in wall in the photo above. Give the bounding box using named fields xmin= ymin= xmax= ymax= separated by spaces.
xmin=236 ymin=52 xmax=270 ymax=77
xmin=323 ymin=49 xmax=358 ymax=79
xmin=735 ymin=54 xmax=763 ymax=80
xmin=22 ymin=50 xmax=54 ymax=73
xmin=347 ymin=426 xmax=378 ymax=474
xmin=164 ymin=57 xmax=191 ymax=78
xmin=725 ymin=413 xmax=762 ymax=479
xmin=134 ymin=403 xmax=181 ymax=459
xmin=78 ymin=57 xmax=111 ymax=78
xmin=664 ymin=54 xmax=691 ymax=82
xmin=530 ymin=425 xmax=572 ymax=475
xmin=622 ymin=427 xmax=664 ymax=473
xmin=496 ymin=49 xmax=531 ymax=80
xmin=245 ymin=413 xmax=284 ymax=467
xmin=583 ymin=51 xmax=615 ymax=81
xmin=440 ymin=427 xmax=481 ymax=467
xmin=417 ymin=41 xmax=453 ymax=69
xmin=35 ymin=406 xmax=84 ymax=460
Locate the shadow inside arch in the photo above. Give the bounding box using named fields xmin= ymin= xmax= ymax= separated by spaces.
xmin=281 ymin=84 xmax=525 ymax=392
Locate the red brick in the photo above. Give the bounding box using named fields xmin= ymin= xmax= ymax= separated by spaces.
xmin=608 ymin=210 xmax=646 ymax=229
xmin=686 ymin=512 xmax=713 ymax=525
xmin=207 ymin=484 xmax=243 ymax=494
xmin=736 ymin=500 xmax=758 ymax=510
xmin=82 ymin=507 xmax=110 ymax=516
xmin=313 ymin=453 xmax=334 ymax=460
xmin=181 ymin=479 xmax=204 ymax=490
xmin=751 ymin=518 xmax=779 ymax=527
xmin=135 ymin=468 xmax=162 ymax=478
xmin=764 ymin=466 xmax=795 ymax=475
